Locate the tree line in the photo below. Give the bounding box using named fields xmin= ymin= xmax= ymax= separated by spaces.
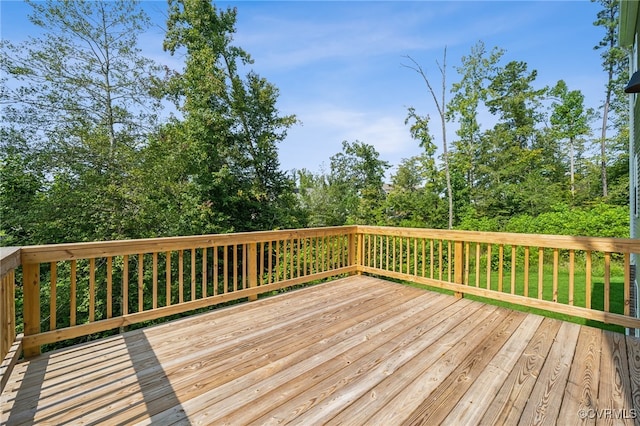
xmin=0 ymin=0 xmax=631 ymax=249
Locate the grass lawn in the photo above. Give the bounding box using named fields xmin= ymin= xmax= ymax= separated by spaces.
xmin=394 ymin=264 xmax=627 ymax=334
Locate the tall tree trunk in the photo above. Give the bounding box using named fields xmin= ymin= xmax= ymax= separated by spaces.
xmin=570 ymin=137 xmax=575 ymax=198
xmin=440 ymin=70 xmax=453 ymax=230
xmin=404 ymin=49 xmax=453 ymax=229
xmin=600 ymin=81 xmax=610 ymax=198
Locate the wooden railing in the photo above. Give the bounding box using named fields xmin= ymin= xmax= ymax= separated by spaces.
xmin=356 ymin=226 xmax=640 ymax=330
xmin=0 ymin=247 xmax=22 ymax=393
xmin=2 ymin=225 xmax=640 ymax=365
xmin=18 ymin=226 xmax=357 ymax=357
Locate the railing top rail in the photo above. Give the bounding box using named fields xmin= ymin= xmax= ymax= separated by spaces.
xmin=20 ymin=226 xmax=358 ymax=264
xmin=356 ymin=225 xmax=640 ymax=253
xmin=0 ymin=247 xmax=21 ymax=279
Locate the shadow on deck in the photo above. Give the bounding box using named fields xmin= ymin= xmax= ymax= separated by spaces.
xmin=2 ymin=275 xmax=640 ymax=424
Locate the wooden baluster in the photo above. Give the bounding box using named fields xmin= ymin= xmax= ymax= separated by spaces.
xmin=152 ymin=253 xmax=158 ymax=309
xmin=552 ymin=249 xmax=559 ymax=303
xmin=604 ymin=252 xmax=610 ymax=312
xmin=392 ymin=237 xmax=396 ymax=273
xmin=234 ymin=244 xmax=239 ymax=291
xmin=448 ymin=241 xmax=452 ymax=282
xmin=290 ymin=239 xmax=295 ymax=279
xmin=242 ymin=244 xmax=247 ymax=289
xmin=510 ymin=246 xmax=516 ymax=295
xmin=50 ymin=262 xmax=57 ymax=331
xmin=475 ymin=243 xmax=480 ymax=288
xmin=106 ymin=257 xmax=112 ymax=319
xmin=439 ymin=240 xmax=443 ymax=281
xmin=537 ymin=248 xmax=544 ymax=300
xmin=202 ymin=248 xmax=207 ymax=298
xmin=223 ymin=245 xmax=229 ymax=293
xmin=430 ymin=240 xmax=435 ymax=279
xmin=399 ymin=237 xmax=404 ymax=274
xmin=486 ymin=245 xmax=491 ymax=290
xmin=166 ymin=251 xmax=172 ymax=306
xmin=213 ymin=246 xmax=219 ymax=296
xmin=586 ymin=251 xmax=592 ymax=309
xmin=302 ymin=237 xmax=309 ymax=276
xmin=466 ymin=243 xmax=472 ymax=287
xmin=498 ymin=245 xmax=504 ymax=292
xmin=297 ymin=239 xmax=301 ymax=277
xmin=190 ymin=249 xmax=196 ymax=301
xmin=178 ymin=250 xmax=184 ymax=303
xmin=268 ymin=241 xmax=273 ymax=283
xmin=568 ymin=250 xmax=574 ymax=305
xmin=138 ymin=254 xmax=144 ymax=311
xmin=421 ymin=239 xmax=426 ymax=277
xmin=524 ymin=247 xmax=529 ymax=297
xmin=276 ymin=240 xmax=281 ymax=281
xmin=123 ymin=255 xmax=129 ymax=315
xmin=249 ymin=243 xmax=258 ymax=301
xmin=71 ymin=260 xmax=77 ymax=325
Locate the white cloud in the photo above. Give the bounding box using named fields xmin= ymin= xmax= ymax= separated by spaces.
xmin=278 ymin=103 xmax=422 ymax=177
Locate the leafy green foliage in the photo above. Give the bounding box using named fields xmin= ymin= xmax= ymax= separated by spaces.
xmin=163 ymin=0 xmax=302 ymax=233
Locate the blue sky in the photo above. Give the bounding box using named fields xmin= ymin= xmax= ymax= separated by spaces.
xmin=1 ymin=1 xmax=608 ymax=178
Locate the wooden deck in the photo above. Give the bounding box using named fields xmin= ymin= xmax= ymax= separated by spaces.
xmin=2 ymin=275 xmax=640 ymax=425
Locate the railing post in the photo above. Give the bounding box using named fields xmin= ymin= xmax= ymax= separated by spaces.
xmin=248 ymin=243 xmax=258 ymax=301
xmin=348 ymin=231 xmax=357 ymax=274
xmin=22 ymin=263 xmax=41 ymax=357
xmin=454 ymin=241 xmax=464 ymax=299
xmin=356 ymin=231 xmax=363 ymax=274
xmin=0 ymin=270 xmax=15 ymax=359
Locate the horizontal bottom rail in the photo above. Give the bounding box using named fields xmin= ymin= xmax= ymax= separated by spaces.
xmin=22 ymin=266 xmax=357 ymax=351
xmin=0 ymin=334 xmax=23 ymax=394
xmin=359 ymin=266 xmax=640 ymax=330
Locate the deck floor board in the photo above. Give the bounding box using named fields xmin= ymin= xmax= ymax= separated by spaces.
xmin=2 ymin=275 xmax=640 ymax=425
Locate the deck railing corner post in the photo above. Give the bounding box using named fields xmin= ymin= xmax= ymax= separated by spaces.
xmin=21 ymin=262 xmax=41 ymax=357
xmin=454 ymin=240 xmax=464 ymax=299
xmin=348 ymin=230 xmax=358 ymax=275
xmin=248 ymin=243 xmax=258 ymax=301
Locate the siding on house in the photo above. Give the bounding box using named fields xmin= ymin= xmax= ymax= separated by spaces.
xmin=619 ymin=0 xmax=640 ymax=324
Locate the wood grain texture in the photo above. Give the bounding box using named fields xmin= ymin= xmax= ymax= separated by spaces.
xmin=479 ymin=317 xmax=563 ymax=425
xmin=598 ymin=330 xmax=635 ymax=426
xmin=557 ymin=326 xmax=601 ymax=426
xmin=2 ymin=276 xmax=640 ymax=426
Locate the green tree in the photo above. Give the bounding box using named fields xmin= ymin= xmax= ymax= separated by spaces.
xmin=164 ymin=0 xmax=301 ymax=232
xmin=477 ymin=61 xmax=563 ymax=218
xmin=448 ymin=42 xmax=504 ymax=210
xmin=549 ymin=80 xmax=594 ymax=200
xmin=1 ymin=0 xmax=163 ymax=243
xmin=403 ymin=50 xmax=454 ymax=229
xmin=328 ymin=141 xmax=390 ymax=225
xmin=0 ymin=135 xmax=44 ymax=246
xmin=592 ymin=0 xmax=629 ymax=198
xmin=297 ymin=168 xmax=345 ymax=227
xmin=383 ymin=154 xmax=447 ymax=229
